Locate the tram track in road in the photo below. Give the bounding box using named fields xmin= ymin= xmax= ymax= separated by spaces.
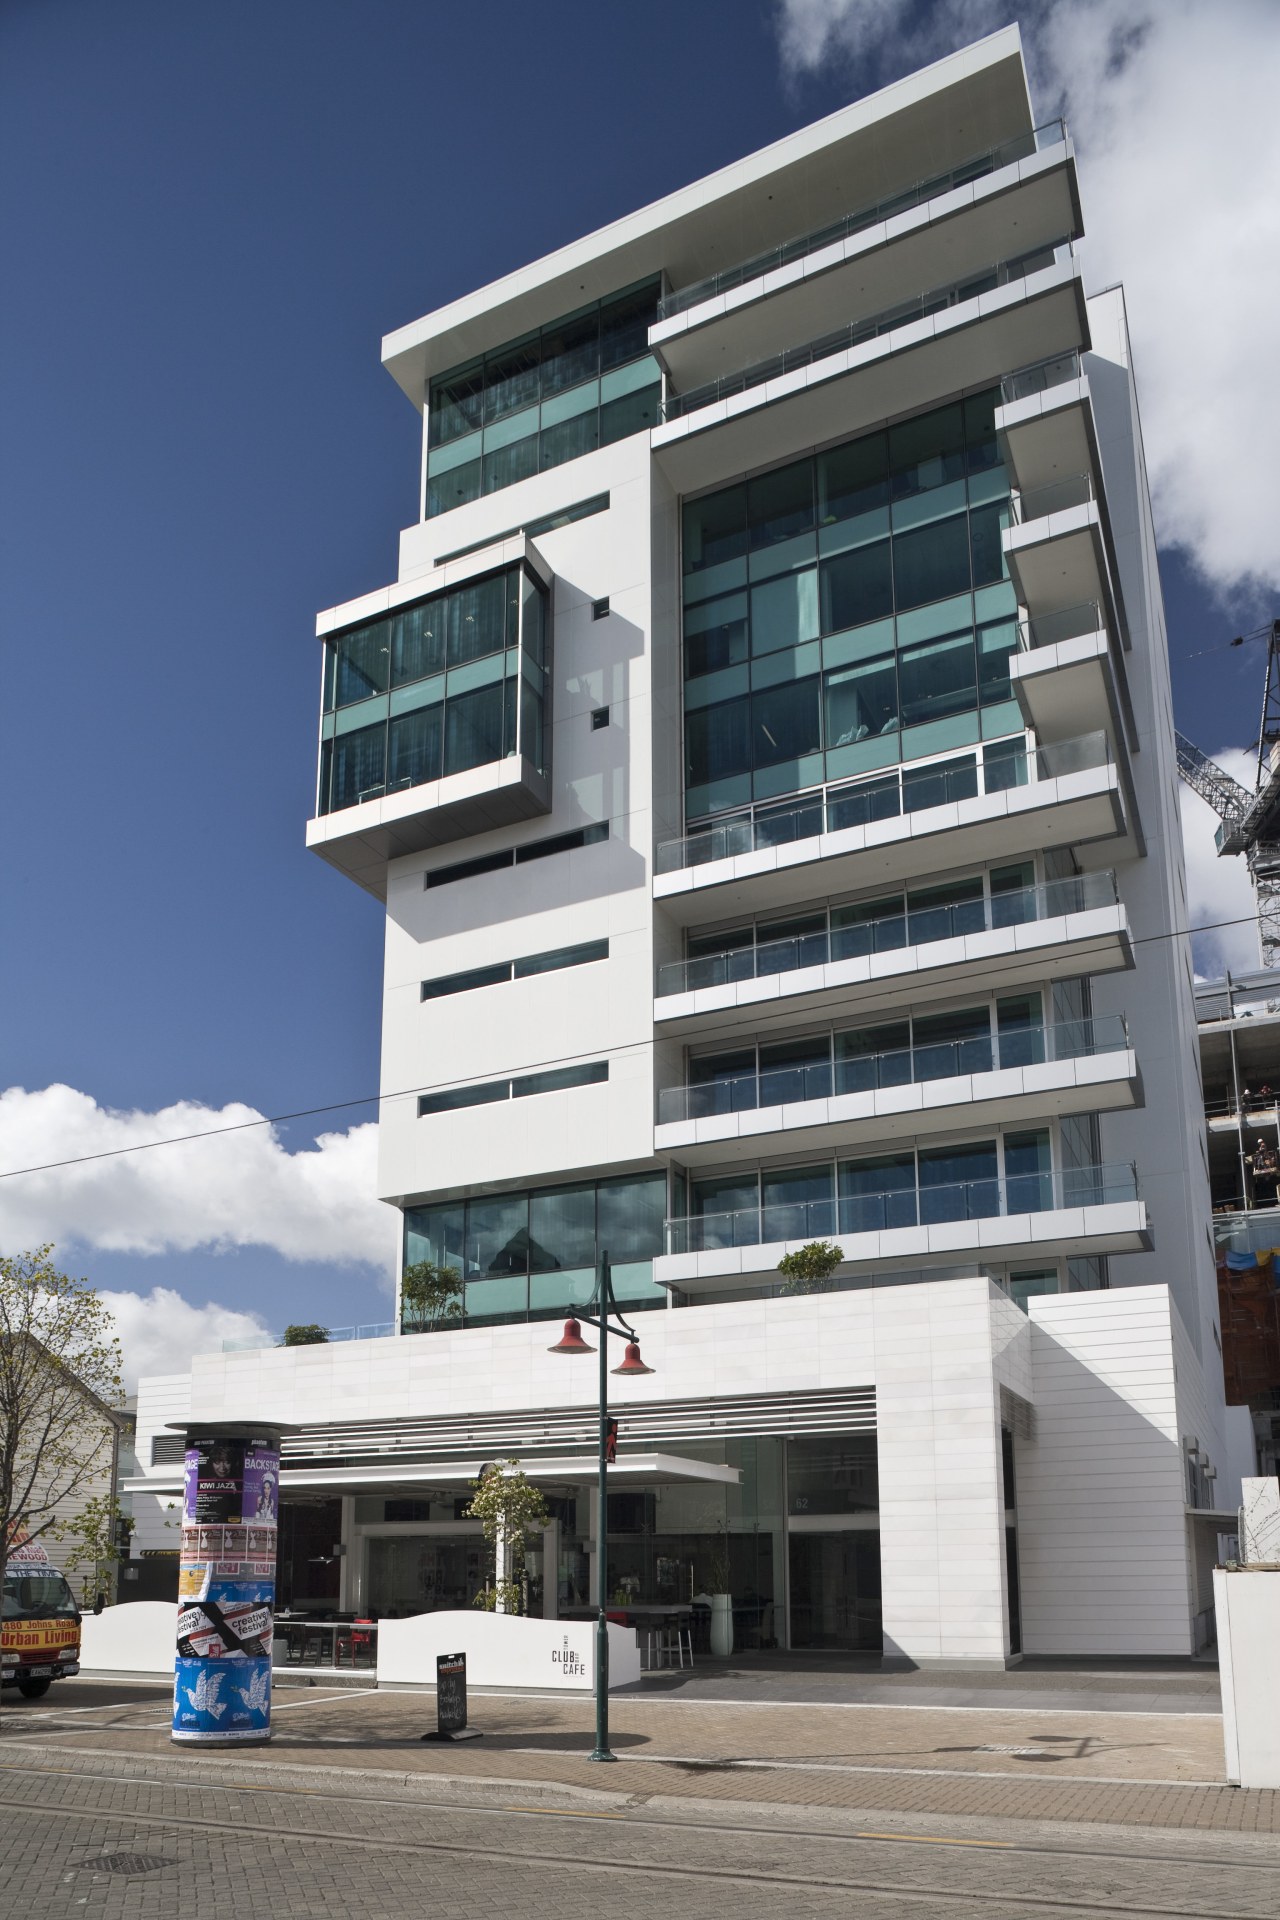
xmin=0 ymin=1765 xmax=1276 ymax=1920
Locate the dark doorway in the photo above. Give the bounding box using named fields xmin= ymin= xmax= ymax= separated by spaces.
xmin=788 ymin=1531 xmax=882 ymax=1649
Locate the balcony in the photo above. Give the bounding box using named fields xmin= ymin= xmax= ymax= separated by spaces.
xmin=1003 ymin=470 xmax=1131 ymax=674
xmin=651 ymin=122 xmax=1080 ymax=392
xmin=654 ymin=733 xmax=1127 ymax=926
xmin=651 ymin=246 xmax=1089 ymax=497
xmin=656 ymin=1015 xmax=1138 ymax=1164
xmin=996 ymin=350 xmax=1097 ymax=494
xmin=656 ymin=1162 xmax=1150 ymax=1297
xmin=654 ymin=870 xmax=1132 ymax=1037
xmin=306 ymin=536 xmax=552 ymax=899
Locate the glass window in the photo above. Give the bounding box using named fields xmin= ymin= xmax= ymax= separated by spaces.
xmin=897 ymin=631 xmax=977 ymax=728
xmin=693 ymin=1173 xmax=759 ymax=1216
xmin=835 ymin=1021 xmax=911 ymax=1092
xmin=838 ymin=1153 xmax=917 ymax=1231
xmin=824 ymin=655 xmax=899 ymax=747
xmin=447 ymin=574 xmax=509 ymax=667
xmin=684 ymin=487 xmax=747 ymax=576
xmin=388 ymin=704 xmax=443 ymax=790
xmin=334 ymin=625 xmax=391 ymax=706
xmin=418 ymin=1079 xmax=508 ymax=1116
xmin=405 ymin=1203 xmax=464 ymax=1273
xmin=467 ymin=1194 xmax=530 ymax=1278
xmin=391 ymin=600 xmax=446 ymax=687
xmin=685 ymin=695 xmax=751 ymax=789
xmin=911 ymin=1005 xmax=993 ymax=1078
xmin=762 ymin=1163 xmax=835 ymax=1241
xmin=970 ymin=500 xmax=1009 ymax=587
xmin=541 ymin=312 xmax=599 ymax=396
xmin=513 ymin=1062 xmax=608 ymax=1097
xmin=540 ymin=410 xmax=600 ymax=471
xmin=528 ymin=1184 xmax=596 ymax=1273
xmin=1005 ymin=1129 xmax=1054 ymax=1212
xmin=750 ymin=569 xmax=818 ymax=655
xmin=964 ymin=391 xmax=999 ymax=473
xmin=818 ymin=433 xmax=889 ymax=525
xmin=600 ymin=285 xmax=659 ymax=369
xmin=918 ymin=1140 xmax=999 ymax=1220
xmin=684 ymin=592 xmax=748 ymax=678
xmin=890 ymin=402 xmax=965 ymax=498
xmin=821 ymin=541 xmax=893 ymax=633
xmin=429 ymin=363 xmax=484 ymax=447
xmin=483 ymin=435 xmax=538 ymax=495
xmin=901 ymin=751 xmax=977 ymax=811
xmin=484 ymin=338 xmax=540 ymax=424
xmin=330 ymin=723 xmax=385 ymax=811
xmin=444 ymin=683 xmax=506 ymax=776
xmin=787 ymin=1433 xmax=878 ymax=1513
xmin=752 ymin=678 xmax=821 ymax=768
xmin=978 ymin=619 xmax=1017 ymax=704
xmin=748 ymin=461 xmax=814 ymax=549
xmin=597 ymin=1173 xmax=666 ymax=1263
xmin=831 ymin=891 xmax=905 ymax=957
xmin=905 ymin=875 xmax=985 ymax=944
xmin=892 ymin=514 xmax=972 ymax=611
xmin=599 ymin=382 xmax=659 ymax=445
xmin=513 ymin=939 xmax=608 ymax=978
xmin=428 ymin=457 xmax=481 ymax=518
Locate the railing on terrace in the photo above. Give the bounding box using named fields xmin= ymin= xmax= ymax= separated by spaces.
xmin=657 ymin=868 xmax=1118 ymax=1000
xmin=999 ymin=349 xmax=1081 ymax=407
xmin=664 ymin=1162 xmax=1140 ymax=1255
xmin=1017 ymin=599 xmax=1103 ymax=651
xmin=657 ymin=119 xmax=1068 ymax=320
xmin=659 ymin=241 xmax=1069 ymax=422
xmin=1212 ymin=1210 xmax=1280 ymax=1255
xmin=670 ymin=1263 xmax=1010 ymax=1305
xmin=656 ymin=730 xmax=1111 ymax=877
xmin=1009 ymin=470 xmax=1094 ymax=524
xmin=1205 ymin=1093 xmax=1280 ymax=1120
xmin=657 ymin=1015 xmax=1129 ymax=1125
xmin=220 ymin=1323 xmax=395 ymax=1353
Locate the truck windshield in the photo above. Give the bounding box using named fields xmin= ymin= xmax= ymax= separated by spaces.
xmin=3 ymin=1570 xmax=80 ymax=1620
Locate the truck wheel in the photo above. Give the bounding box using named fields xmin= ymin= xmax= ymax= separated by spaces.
xmin=17 ymin=1677 xmax=52 ymax=1699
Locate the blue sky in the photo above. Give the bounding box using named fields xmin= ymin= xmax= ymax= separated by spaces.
xmin=2 ymin=1 xmax=1276 ymax=1376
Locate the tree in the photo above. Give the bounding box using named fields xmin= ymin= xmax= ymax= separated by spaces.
xmin=54 ymin=1491 xmax=133 ymax=1605
xmin=400 ymin=1260 xmax=462 ymax=1333
xmin=0 ymin=1246 xmax=124 ymax=1624
xmin=281 ymin=1324 xmax=329 ymax=1346
xmin=776 ymin=1239 xmax=845 ymax=1293
xmin=464 ymin=1460 xmax=549 ymax=1614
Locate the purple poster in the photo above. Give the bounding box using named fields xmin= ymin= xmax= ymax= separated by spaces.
xmin=174 ymin=1437 xmax=280 ymax=1745
xmin=242 ymin=1447 xmax=278 ymax=1526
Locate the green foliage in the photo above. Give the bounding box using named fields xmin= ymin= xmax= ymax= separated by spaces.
xmin=0 ymin=1246 xmax=124 ymax=1609
xmin=464 ymin=1459 xmax=549 ymax=1614
xmin=776 ymin=1239 xmax=845 ymax=1293
xmin=281 ymin=1324 xmax=329 ymax=1346
xmin=54 ymin=1491 xmax=133 ymax=1604
xmin=400 ymin=1261 xmax=462 ymax=1331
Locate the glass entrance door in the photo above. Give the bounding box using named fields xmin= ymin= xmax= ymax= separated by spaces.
xmin=788 ymin=1532 xmax=882 ymax=1649
xmin=366 ymin=1535 xmax=484 ymax=1616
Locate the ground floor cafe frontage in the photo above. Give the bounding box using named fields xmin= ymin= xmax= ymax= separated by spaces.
xmin=207 ymin=1433 xmax=887 ymax=1663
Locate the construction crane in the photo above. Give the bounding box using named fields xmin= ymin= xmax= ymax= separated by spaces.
xmin=1175 ymin=618 xmax=1280 ymax=967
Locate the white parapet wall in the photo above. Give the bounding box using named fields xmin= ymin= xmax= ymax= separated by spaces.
xmin=1213 ymin=1567 xmax=1280 ymax=1789
xmin=376 ymin=1610 xmax=642 ymax=1692
xmin=80 ymin=1601 xmax=175 ymax=1678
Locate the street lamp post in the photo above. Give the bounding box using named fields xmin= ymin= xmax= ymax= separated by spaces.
xmin=548 ymin=1250 xmax=652 ymax=1763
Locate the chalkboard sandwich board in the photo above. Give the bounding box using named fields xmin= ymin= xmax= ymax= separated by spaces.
xmin=421 ymin=1651 xmax=483 ymax=1742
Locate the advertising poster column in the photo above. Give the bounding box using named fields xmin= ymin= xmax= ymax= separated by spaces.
xmin=170 ymin=1422 xmax=286 ymax=1745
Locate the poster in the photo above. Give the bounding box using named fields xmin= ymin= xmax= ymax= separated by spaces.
xmin=172 ymin=1437 xmax=280 ymax=1745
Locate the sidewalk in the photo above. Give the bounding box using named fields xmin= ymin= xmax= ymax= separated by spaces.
xmin=4 ymin=1673 xmax=1274 ymax=1834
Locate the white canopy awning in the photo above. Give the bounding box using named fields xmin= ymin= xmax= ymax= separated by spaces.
xmin=125 ymin=1450 xmax=739 ymax=1500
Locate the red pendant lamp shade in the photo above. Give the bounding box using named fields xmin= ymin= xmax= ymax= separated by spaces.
xmin=612 ymin=1339 xmax=654 ymax=1376
xmin=548 ymin=1316 xmax=595 ymax=1354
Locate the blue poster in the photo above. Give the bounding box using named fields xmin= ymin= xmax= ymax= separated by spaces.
xmin=173 ymin=1657 xmax=272 ymax=1739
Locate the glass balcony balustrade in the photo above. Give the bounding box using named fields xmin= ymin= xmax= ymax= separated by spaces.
xmin=657 ymin=868 xmax=1118 ymax=1000
xmin=656 ymin=729 xmax=1110 ymax=876
xmin=665 ymin=1161 xmax=1140 ymax=1255
xmin=660 ymin=241 xmax=1071 ymax=423
xmin=657 ymin=1014 xmax=1129 ymax=1125
xmin=1009 ymin=470 xmax=1095 ymax=524
xmin=1016 ymin=600 xmax=1103 ymax=651
xmin=657 ymin=120 xmax=1068 ymax=321
xmin=999 ymin=350 xmax=1081 ymax=407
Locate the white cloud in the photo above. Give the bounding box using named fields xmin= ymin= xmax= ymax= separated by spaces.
xmin=101 ymin=1287 xmax=271 ymax=1391
xmin=1178 ymin=745 xmax=1261 ymax=978
xmin=774 ymin=1 xmax=1280 ymax=600
xmin=0 ymin=1084 xmax=396 ymax=1267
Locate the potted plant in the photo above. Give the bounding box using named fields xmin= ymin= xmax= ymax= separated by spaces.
xmin=776 ymin=1239 xmax=844 ymax=1294
xmin=707 ymin=1529 xmax=733 ymax=1657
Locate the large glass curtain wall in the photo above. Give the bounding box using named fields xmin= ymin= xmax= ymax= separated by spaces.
xmin=681 ymin=391 xmax=1020 ymax=822
xmin=403 ymin=1172 xmax=667 ymax=1329
xmin=318 ymin=565 xmax=548 ymax=816
xmin=426 ymin=282 xmax=662 ymax=517
xmin=678 ymin=1130 xmax=1055 ymax=1252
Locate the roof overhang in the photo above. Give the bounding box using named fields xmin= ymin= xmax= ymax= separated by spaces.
xmin=125 ymin=1451 xmax=740 ymax=1499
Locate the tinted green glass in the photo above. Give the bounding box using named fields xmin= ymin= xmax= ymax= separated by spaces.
xmin=892 ymin=514 xmax=972 ymax=611
xmin=821 ymin=541 xmax=893 ymax=633
xmin=529 ymin=1184 xmax=595 ymax=1272
xmin=388 ymin=704 xmax=443 ymax=789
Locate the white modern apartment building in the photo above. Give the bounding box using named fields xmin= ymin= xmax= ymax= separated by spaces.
xmin=131 ymin=28 xmax=1248 ymax=1662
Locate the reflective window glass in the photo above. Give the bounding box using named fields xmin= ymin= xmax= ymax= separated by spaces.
xmin=821 ymin=541 xmax=893 ymax=633
xmin=428 ymin=458 xmax=481 ymax=517
xmin=750 ymin=569 xmax=818 ymax=654
xmin=970 ymin=500 xmax=1009 ymax=587
xmin=978 ymin=619 xmax=1017 ymax=704
xmin=444 ymin=683 xmax=506 ymax=776
xmin=388 ymin=705 xmax=443 ymax=790
xmin=466 ymin=1194 xmax=530 ymax=1278
xmin=684 ymin=488 xmax=747 ymax=575
xmin=330 ymin=724 xmax=385 ymax=810
xmin=836 ymin=1021 xmax=910 ymax=1092
xmin=824 ymin=656 xmax=899 ymax=746
xmin=600 ymin=285 xmax=659 ymax=369
xmin=429 ymin=363 xmax=484 ymax=447
xmin=540 ymin=410 xmax=599 ymax=471
xmin=597 ymin=1173 xmax=666 ymax=1263
xmin=685 ymin=592 xmax=748 ymax=677
xmin=685 ymin=696 xmax=751 ymax=788
xmin=484 ymin=338 xmax=540 ymax=424
xmin=748 ymin=461 xmax=814 ymax=549
xmin=391 ymin=600 xmax=446 ymax=686
xmin=599 ymin=383 xmax=659 ymax=445
xmin=838 ymin=1153 xmax=917 ymax=1231
xmin=818 ymin=433 xmax=889 ymax=524
xmin=335 ymin=625 xmax=391 ymax=706
xmin=890 ymin=402 xmax=965 ymax=498
xmin=918 ymin=1140 xmax=999 ymax=1221
xmin=541 ymin=312 xmax=599 ymax=397
xmin=447 ymin=574 xmax=508 ymax=666
xmin=762 ymin=1163 xmax=836 ymax=1241
xmin=405 ymin=1203 xmax=465 ymax=1274
xmin=483 ymin=435 xmax=538 ymax=495
xmin=963 ymin=391 xmax=999 ymax=473
xmin=528 ymin=1184 xmax=596 ymax=1273
xmin=892 ymin=514 xmax=972 ymax=611
xmin=897 ymin=632 xmax=977 ymax=728
xmin=752 ymin=678 xmax=821 ymax=768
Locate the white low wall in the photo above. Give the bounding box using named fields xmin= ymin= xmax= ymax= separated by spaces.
xmin=377 ymin=1610 xmax=641 ymax=1692
xmin=79 ymin=1601 xmax=174 ymax=1677
xmin=1215 ymin=1567 xmax=1280 ymax=1789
